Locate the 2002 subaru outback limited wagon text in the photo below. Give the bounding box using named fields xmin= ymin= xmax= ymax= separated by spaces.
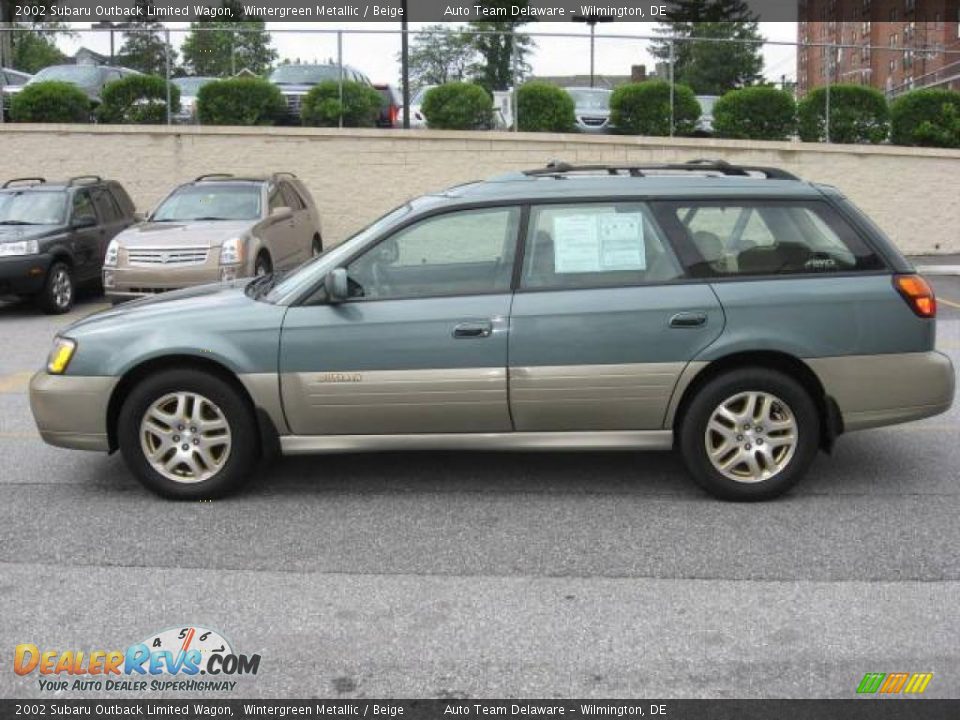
xmin=29 ymin=160 xmax=955 ymax=501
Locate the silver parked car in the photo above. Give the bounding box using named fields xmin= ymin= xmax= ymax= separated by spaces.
xmin=565 ymin=87 xmax=613 ymax=133
xmin=171 ymin=76 xmax=217 ymax=124
xmin=103 ymin=173 xmax=322 ymax=301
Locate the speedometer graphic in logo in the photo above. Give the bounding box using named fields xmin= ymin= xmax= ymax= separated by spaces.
xmin=142 ymin=626 xmax=233 ymax=668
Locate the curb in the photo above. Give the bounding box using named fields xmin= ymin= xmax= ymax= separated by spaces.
xmin=915 ymin=265 xmax=960 ymax=276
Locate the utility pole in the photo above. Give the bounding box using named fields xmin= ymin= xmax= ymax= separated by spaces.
xmin=572 ymin=13 xmax=614 ymax=88
xmin=401 ymin=0 xmax=410 ymax=129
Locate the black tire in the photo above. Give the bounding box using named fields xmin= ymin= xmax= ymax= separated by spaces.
xmin=117 ymin=369 xmax=260 ymax=499
xmin=37 ymin=261 xmax=74 ymax=314
xmin=678 ymin=367 xmax=820 ymax=501
xmin=311 ymin=235 xmax=323 ymax=257
xmin=254 ymin=252 xmax=272 ymax=277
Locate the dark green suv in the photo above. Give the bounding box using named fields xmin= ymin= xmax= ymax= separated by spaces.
xmin=0 ymin=176 xmax=137 ymax=313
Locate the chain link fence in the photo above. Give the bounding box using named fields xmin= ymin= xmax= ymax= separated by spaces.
xmin=2 ymin=23 xmax=959 ymax=141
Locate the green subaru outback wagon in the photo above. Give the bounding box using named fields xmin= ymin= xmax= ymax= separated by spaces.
xmin=29 ymin=161 xmax=955 ymax=500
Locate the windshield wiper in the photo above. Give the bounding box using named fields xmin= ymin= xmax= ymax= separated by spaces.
xmin=192 ymin=216 xmax=234 ymax=221
xmin=0 ymin=220 xmax=40 ymax=225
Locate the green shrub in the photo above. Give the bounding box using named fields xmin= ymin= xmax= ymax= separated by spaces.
xmin=712 ymin=86 xmax=796 ymax=140
xmin=196 ymin=77 xmax=284 ymax=126
xmin=797 ymin=84 xmax=889 ymax=144
xmin=421 ymin=83 xmax=493 ymax=130
xmin=300 ymin=80 xmax=383 ymax=128
xmin=890 ymin=88 xmax=960 ymax=148
xmin=96 ymin=74 xmax=180 ymax=125
xmin=9 ymin=81 xmax=91 ymax=123
xmin=516 ymin=82 xmax=575 ymax=133
xmin=609 ymin=80 xmax=700 ymax=136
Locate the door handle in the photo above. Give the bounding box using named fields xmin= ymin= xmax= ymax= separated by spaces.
xmin=453 ymin=321 xmax=493 ymax=339
xmin=669 ymin=312 xmax=708 ymax=328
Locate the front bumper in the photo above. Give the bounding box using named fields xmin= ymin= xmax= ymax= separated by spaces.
xmin=0 ymin=253 xmax=53 ymax=296
xmin=808 ymin=351 xmax=955 ymax=432
xmin=29 ymin=372 xmax=118 ymax=452
xmin=105 ymin=248 xmax=245 ymax=299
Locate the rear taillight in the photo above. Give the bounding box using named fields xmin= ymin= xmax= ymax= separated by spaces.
xmin=894 ymin=274 xmax=936 ymax=318
xmin=390 ymin=105 xmax=399 ymax=126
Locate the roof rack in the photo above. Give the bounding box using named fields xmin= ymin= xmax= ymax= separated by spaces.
xmin=195 ymin=173 xmax=235 ymax=182
xmin=3 ymin=177 xmax=47 ymax=188
xmin=272 ymin=172 xmax=298 ymax=181
xmin=68 ymin=175 xmax=103 ymax=186
xmin=522 ymin=159 xmax=801 ymax=181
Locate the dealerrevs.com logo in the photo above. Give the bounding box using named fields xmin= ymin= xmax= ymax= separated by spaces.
xmin=14 ymin=626 xmax=261 ymax=693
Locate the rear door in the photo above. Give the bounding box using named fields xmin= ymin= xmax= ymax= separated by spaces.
xmin=279 ymin=205 xmax=521 ymax=435
xmin=264 ymin=183 xmax=299 ymax=268
xmin=508 ymin=201 xmax=724 ymax=431
xmin=279 ymin=181 xmax=312 ymax=264
xmin=90 ymin=186 xmax=127 ymax=265
xmin=68 ymin=189 xmax=102 ymax=282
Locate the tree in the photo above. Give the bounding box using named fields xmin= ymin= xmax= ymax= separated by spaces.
xmin=181 ymin=3 xmax=276 ymax=77
xmin=652 ymin=1 xmax=764 ymax=96
xmin=403 ymin=25 xmax=475 ymax=89
xmin=117 ymin=23 xmax=177 ymax=76
xmin=0 ymin=2 xmax=70 ymax=74
xmin=468 ymin=1 xmax=534 ymax=92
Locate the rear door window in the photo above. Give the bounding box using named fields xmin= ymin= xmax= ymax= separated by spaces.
xmin=520 ymin=202 xmax=683 ymax=290
xmin=660 ymin=200 xmax=884 ymax=276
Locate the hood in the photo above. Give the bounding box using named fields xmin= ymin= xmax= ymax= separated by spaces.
xmin=0 ymin=224 xmax=63 ymax=241
xmin=63 ymin=281 xmax=254 ymax=334
xmin=115 ymin=219 xmax=254 ymax=248
xmin=575 ymin=107 xmax=611 ymax=118
xmin=276 ymin=84 xmax=317 ymax=95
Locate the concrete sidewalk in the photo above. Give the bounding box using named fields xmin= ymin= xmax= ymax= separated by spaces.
xmin=910 ymin=255 xmax=960 ymax=276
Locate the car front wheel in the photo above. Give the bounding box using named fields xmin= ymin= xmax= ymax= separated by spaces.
xmin=37 ymin=262 xmax=74 ymax=314
xmin=679 ymin=367 xmax=820 ymax=501
xmin=117 ymin=369 xmax=259 ymax=499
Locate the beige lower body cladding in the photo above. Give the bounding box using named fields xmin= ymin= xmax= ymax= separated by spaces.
xmin=1 ymin=124 xmax=957 ymax=255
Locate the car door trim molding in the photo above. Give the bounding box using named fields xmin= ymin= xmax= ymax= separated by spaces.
xmin=279 ymin=429 xmax=674 ymax=454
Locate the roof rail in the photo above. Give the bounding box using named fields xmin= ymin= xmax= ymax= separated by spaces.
xmin=522 ymin=159 xmax=801 ymax=181
xmin=67 ymin=175 xmax=103 ymax=186
xmin=195 ymin=173 xmax=235 ymax=182
xmin=272 ymin=172 xmax=298 ymax=181
xmin=2 ymin=177 xmax=46 ymax=188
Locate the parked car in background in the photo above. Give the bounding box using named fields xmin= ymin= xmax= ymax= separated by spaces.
xmin=565 ymin=86 xmax=613 ymax=133
xmin=695 ymin=95 xmax=719 ymax=136
xmin=7 ymin=65 xmax=139 ymax=110
xmin=404 ymin=84 xmax=437 ymax=128
xmin=373 ymin=83 xmax=401 ymax=128
xmin=103 ymin=172 xmax=322 ymax=302
xmin=0 ymin=176 xmax=136 ymax=313
xmin=30 ymin=160 xmax=954 ymax=500
xmin=172 ymin=76 xmax=217 ymax=124
xmin=1 ymin=67 xmax=32 ymax=119
xmin=268 ymin=63 xmax=372 ymax=123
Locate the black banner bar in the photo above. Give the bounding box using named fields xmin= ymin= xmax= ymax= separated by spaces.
xmin=3 ymin=700 xmax=960 ymax=720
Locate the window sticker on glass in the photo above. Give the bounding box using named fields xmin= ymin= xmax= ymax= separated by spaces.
xmin=553 ymin=213 xmax=646 ymax=274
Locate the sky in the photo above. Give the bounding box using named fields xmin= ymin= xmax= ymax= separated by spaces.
xmin=55 ymin=21 xmax=800 ymax=85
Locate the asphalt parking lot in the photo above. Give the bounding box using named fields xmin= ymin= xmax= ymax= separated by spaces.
xmin=0 ymin=278 xmax=958 ymax=700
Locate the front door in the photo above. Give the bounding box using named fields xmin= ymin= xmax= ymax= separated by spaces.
xmin=508 ymin=201 xmax=724 ymax=431
xmin=279 ymin=205 xmax=521 ymax=435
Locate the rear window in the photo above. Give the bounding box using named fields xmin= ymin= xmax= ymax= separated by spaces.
xmin=660 ymin=200 xmax=884 ymax=277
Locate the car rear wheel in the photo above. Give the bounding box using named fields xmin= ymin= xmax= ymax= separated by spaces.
xmin=117 ymin=369 xmax=259 ymax=499
xmin=37 ymin=262 xmax=74 ymax=314
xmin=678 ymin=367 xmax=820 ymax=501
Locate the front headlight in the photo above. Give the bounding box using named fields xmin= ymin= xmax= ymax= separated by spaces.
xmin=220 ymin=237 xmax=246 ymax=266
xmin=46 ymin=337 xmax=77 ymax=375
xmin=103 ymin=238 xmax=119 ymax=267
xmin=0 ymin=239 xmax=40 ymax=257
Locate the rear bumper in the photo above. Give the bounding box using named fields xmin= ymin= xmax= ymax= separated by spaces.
xmin=0 ymin=254 xmax=53 ymax=295
xmin=808 ymin=351 xmax=955 ymax=432
xmin=29 ymin=372 xmax=117 ymax=452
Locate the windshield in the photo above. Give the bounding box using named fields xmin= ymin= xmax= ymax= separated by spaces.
xmin=151 ymin=184 xmax=261 ymax=222
xmin=262 ymin=203 xmax=413 ymax=303
xmin=173 ymin=77 xmax=213 ymax=95
xmin=565 ymin=88 xmax=611 ymax=110
xmin=269 ymin=65 xmax=339 ymax=85
xmin=33 ymin=66 xmax=101 ymax=86
xmin=0 ymin=191 xmax=66 ymax=225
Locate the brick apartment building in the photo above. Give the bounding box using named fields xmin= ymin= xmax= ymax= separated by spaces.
xmin=797 ymin=3 xmax=960 ymax=97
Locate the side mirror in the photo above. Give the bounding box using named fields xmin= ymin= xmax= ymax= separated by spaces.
xmin=73 ymin=215 xmax=97 ymax=229
xmin=271 ymin=206 xmax=293 ymax=220
xmin=324 ymin=268 xmax=349 ymax=304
